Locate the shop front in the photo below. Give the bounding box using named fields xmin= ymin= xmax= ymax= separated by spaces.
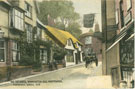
xmin=119 ymin=29 xmax=134 ymax=88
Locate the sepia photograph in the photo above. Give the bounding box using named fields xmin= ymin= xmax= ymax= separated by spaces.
xmin=0 ymin=0 xmax=134 ymax=88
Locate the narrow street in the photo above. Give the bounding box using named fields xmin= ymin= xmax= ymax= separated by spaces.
xmin=0 ymin=62 xmax=114 ymax=89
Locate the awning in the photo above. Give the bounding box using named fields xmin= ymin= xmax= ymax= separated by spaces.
xmin=106 ymin=32 xmax=127 ymax=52
xmin=126 ymin=33 xmax=135 ymax=41
xmin=106 ymin=21 xmax=134 ymax=52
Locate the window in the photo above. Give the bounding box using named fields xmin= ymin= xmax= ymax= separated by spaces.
xmin=67 ymin=39 xmax=72 ymax=46
xmin=85 ymin=36 xmax=92 ymax=44
xmin=10 ymin=8 xmax=24 ymax=30
xmin=12 ymin=41 xmax=20 ymax=62
xmin=25 ymin=24 xmax=33 ymax=43
xmin=115 ymin=9 xmax=119 ymax=24
xmin=126 ymin=0 xmax=132 ymax=11
xmin=25 ymin=2 xmax=32 ymax=18
xmin=40 ymin=49 xmax=47 ymax=64
xmin=121 ymin=67 xmax=133 ymax=87
xmin=120 ymin=1 xmax=124 ymax=28
xmin=0 ymin=41 xmax=5 ymax=62
xmin=37 ymin=27 xmax=41 ymax=39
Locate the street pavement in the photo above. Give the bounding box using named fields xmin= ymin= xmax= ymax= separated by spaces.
xmin=0 ymin=62 xmax=115 ymax=89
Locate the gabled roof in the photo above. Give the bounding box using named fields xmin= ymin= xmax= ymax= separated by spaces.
xmin=45 ymin=26 xmax=82 ymax=48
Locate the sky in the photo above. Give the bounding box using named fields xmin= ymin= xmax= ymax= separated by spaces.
xmin=72 ymin=0 xmax=101 ymax=33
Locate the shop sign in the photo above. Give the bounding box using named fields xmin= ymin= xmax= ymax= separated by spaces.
xmin=83 ymin=14 xmax=95 ymax=28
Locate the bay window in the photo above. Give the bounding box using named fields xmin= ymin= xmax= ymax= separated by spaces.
xmin=10 ymin=8 xmax=24 ymax=30
xmin=12 ymin=41 xmax=20 ymax=62
xmin=0 ymin=41 xmax=5 ymax=62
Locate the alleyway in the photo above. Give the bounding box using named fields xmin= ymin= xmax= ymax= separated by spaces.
xmin=0 ymin=62 xmax=114 ymax=89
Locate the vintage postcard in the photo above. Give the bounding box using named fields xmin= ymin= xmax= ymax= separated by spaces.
xmin=0 ymin=0 xmax=134 ymax=89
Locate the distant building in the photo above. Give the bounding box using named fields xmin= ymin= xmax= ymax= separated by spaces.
xmin=79 ymin=32 xmax=102 ymax=62
xmin=0 ymin=0 xmax=40 ymax=66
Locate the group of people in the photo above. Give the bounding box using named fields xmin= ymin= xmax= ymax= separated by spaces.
xmin=84 ymin=52 xmax=98 ymax=68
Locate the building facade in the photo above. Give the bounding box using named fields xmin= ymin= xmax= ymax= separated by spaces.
xmin=44 ymin=26 xmax=83 ymax=66
xmin=0 ymin=0 xmax=43 ymax=67
xmin=79 ymin=32 xmax=102 ymax=62
xmin=101 ymin=0 xmax=134 ymax=87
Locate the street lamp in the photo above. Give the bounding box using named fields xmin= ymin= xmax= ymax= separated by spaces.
xmin=0 ymin=29 xmax=4 ymax=38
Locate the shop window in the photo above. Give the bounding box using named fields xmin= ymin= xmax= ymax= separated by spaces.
xmin=40 ymin=49 xmax=47 ymax=64
xmin=25 ymin=23 xmax=33 ymax=43
xmin=25 ymin=2 xmax=32 ymax=18
xmin=121 ymin=67 xmax=133 ymax=88
xmin=0 ymin=41 xmax=5 ymax=62
xmin=12 ymin=41 xmax=20 ymax=62
xmin=10 ymin=8 xmax=24 ymax=30
xmin=120 ymin=39 xmax=134 ymax=64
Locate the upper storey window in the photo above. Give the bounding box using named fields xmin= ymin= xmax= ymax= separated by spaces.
xmin=10 ymin=8 xmax=24 ymax=31
xmin=25 ymin=2 xmax=32 ymax=18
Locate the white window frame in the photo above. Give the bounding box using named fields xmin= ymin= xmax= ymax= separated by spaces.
xmin=115 ymin=9 xmax=119 ymax=24
xmin=12 ymin=41 xmax=20 ymax=62
xmin=85 ymin=36 xmax=92 ymax=45
xmin=67 ymin=39 xmax=72 ymax=46
xmin=11 ymin=8 xmax=24 ymax=30
xmin=126 ymin=0 xmax=132 ymax=11
xmin=0 ymin=40 xmax=6 ymax=62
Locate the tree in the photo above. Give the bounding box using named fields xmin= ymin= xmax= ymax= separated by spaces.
xmin=89 ymin=29 xmax=94 ymax=33
xmin=66 ymin=22 xmax=82 ymax=38
xmin=38 ymin=1 xmax=82 ymax=38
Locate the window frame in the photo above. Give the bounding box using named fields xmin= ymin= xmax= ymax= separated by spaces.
xmin=25 ymin=2 xmax=32 ymax=19
xmin=67 ymin=39 xmax=72 ymax=46
xmin=12 ymin=41 xmax=20 ymax=62
xmin=36 ymin=27 xmax=41 ymax=39
xmin=25 ymin=23 xmax=33 ymax=43
xmin=10 ymin=8 xmax=24 ymax=31
xmin=40 ymin=49 xmax=47 ymax=64
xmin=0 ymin=40 xmax=6 ymax=62
xmin=85 ymin=36 xmax=92 ymax=45
xmin=126 ymin=0 xmax=132 ymax=11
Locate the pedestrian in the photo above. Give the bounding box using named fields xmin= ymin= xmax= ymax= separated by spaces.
xmin=53 ymin=60 xmax=58 ymax=69
xmin=48 ymin=61 xmax=53 ymax=71
xmin=93 ymin=53 xmax=98 ymax=66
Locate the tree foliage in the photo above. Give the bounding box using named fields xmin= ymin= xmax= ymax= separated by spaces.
xmin=38 ymin=1 xmax=82 ymax=38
